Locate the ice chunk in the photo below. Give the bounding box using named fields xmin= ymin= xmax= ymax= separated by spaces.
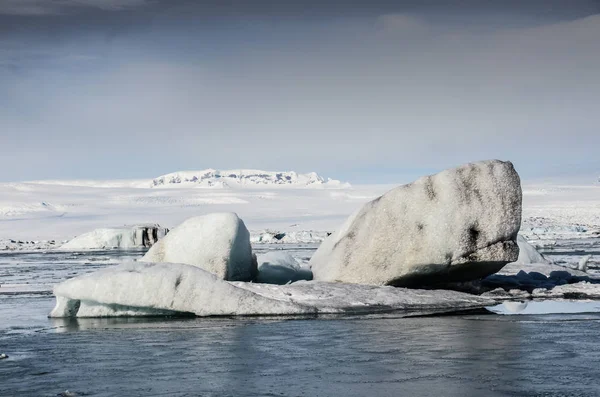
xmin=60 ymin=225 xmax=168 ymax=250
xmin=49 ymin=262 xmax=494 ymax=318
xmin=311 ymin=160 xmax=522 ymax=286
xmin=578 ymin=255 xmax=592 ymax=272
xmin=255 ymin=252 xmax=313 ymax=285
xmin=516 ymin=235 xmax=549 ymax=264
xmin=141 ymin=213 xmax=256 ymax=281
xmin=250 ymin=230 xmax=330 ymax=244
xmin=49 ymin=262 xmax=308 ymax=318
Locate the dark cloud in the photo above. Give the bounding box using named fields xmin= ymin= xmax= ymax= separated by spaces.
xmin=0 ymin=0 xmax=151 ymax=16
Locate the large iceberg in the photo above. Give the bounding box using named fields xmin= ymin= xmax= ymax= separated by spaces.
xmin=49 ymin=262 xmax=305 ymax=317
xmin=59 ymin=225 xmax=168 ymax=250
xmin=49 ymin=262 xmax=494 ymax=318
xmin=141 ymin=212 xmax=256 ymax=281
xmin=310 ymin=160 xmax=522 ymax=286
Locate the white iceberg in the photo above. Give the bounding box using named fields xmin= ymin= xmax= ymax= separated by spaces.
xmin=310 ymin=160 xmax=522 ymax=286
xmin=50 ymin=262 xmax=306 ymax=317
xmin=516 ymin=235 xmax=549 ymax=264
xmin=49 ymin=262 xmax=494 ymax=318
xmin=141 ymin=212 xmax=256 ymax=281
xmin=59 ymin=225 xmax=168 ymax=250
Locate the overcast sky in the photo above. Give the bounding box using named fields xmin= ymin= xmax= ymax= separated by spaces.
xmin=1 ymin=0 xmax=599 ymax=183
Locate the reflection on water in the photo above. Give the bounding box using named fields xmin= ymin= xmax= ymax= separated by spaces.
xmin=487 ymin=300 xmax=600 ymax=315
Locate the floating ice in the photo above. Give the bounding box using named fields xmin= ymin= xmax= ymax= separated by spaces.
xmin=141 ymin=213 xmax=256 ymax=281
xmin=255 ymin=252 xmax=313 ymax=285
xmin=59 ymin=225 xmax=168 ymax=250
xmin=311 ymin=160 xmax=522 ymax=286
xmin=516 ymin=235 xmax=549 ymax=264
xmin=49 ymin=262 xmax=494 ymax=318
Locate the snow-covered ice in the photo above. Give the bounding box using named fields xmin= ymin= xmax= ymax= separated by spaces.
xmin=0 ymin=167 xmax=597 ymax=246
xmin=0 ymin=238 xmax=58 ymax=251
xmin=250 ymin=230 xmax=330 ymax=244
xmin=151 ymin=169 xmax=349 ymax=189
xmin=141 ymin=213 xmax=256 ymax=281
xmin=0 ymin=177 xmax=383 ymax=241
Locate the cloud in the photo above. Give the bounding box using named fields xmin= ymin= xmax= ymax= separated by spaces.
xmin=376 ymin=13 xmax=429 ymax=35
xmin=0 ymin=0 xmax=151 ymax=15
xmin=1 ymin=9 xmax=600 ymax=181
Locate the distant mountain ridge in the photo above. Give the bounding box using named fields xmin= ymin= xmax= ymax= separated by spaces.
xmin=151 ymin=169 xmax=350 ymax=188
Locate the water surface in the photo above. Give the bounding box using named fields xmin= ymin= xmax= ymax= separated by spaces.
xmin=2 ymin=244 xmax=600 ymax=396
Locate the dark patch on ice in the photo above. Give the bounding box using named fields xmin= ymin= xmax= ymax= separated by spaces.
xmin=444 ymin=253 xmax=453 ymax=264
xmin=424 ymin=177 xmax=436 ymax=200
xmin=563 ymin=292 xmax=591 ymax=300
xmin=273 ymin=233 xmax=286 ymax=241
xmin=416 ymin=223 xmax=424 ymax=232
xmin=174 ymin=275 xmax=182 ymax=289
xmin=468 ymin=226 xmax=480 ymax=247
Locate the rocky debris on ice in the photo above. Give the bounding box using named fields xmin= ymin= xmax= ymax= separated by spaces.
xmin=141 ymin=213 xmax=256 ymax=281
xmin=254 ymin=252 xmax=313 ymax=285
xmin=151 ymin=169 xmax=349 ymax=189
xmin=49 ymin=261 xmax=495 ymax=318
xmin=59 ymin=225 xmax=168 ymax=250
xmin=250 ymin=230 xmax=330 ymax=244
xmin=516 ymin=235 xmax=549 ymax=264
xmin=310 ymin=160 xmax=522 ymax=287
xmin=0 ymin=239 xmax=57 ymax=251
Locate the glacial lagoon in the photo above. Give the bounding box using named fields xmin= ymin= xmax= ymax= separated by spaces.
xmin=2 ymin=245 xmax=600 ymax=396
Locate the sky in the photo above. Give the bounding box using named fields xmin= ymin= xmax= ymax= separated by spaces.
xmin=1 ymin=0 xmax=599 ymax=184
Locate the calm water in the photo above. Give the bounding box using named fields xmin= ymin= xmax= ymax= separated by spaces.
xmin=2 ymin=243 xmax=600 ymax=396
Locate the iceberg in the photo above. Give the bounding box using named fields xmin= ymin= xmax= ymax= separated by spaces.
xmin=59 ymin=225 xmax=168 ymax=250
xmin=255 ymin=252 xmax=313 ymax=285
xmin=516 ymin=235 xmax=549 ymax=264
xmin=141 ymin=212 xmax=256 ymax=281
xmin=49 ymin=262 xmax=494 ymax=318
xmin=310 ymin=160 xmax=522 ymax=286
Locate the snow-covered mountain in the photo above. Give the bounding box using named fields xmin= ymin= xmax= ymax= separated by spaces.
xmin=151 ymin=169 xmax=350 ymax=188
